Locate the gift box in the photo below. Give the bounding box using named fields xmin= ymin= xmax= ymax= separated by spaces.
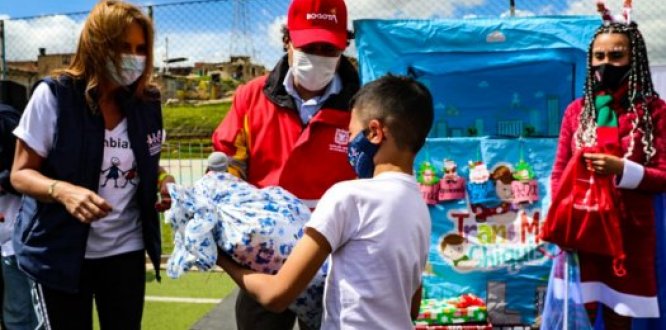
xmin=417 ymin=162 xmax=441 ymax=205
xmin=421 ymin=184 xmax=440 ymax=205
xmin=511 ymin=180 xmax=539 ymax=204
xmin=439 ymin=177 xmax=466 ymax=201
xmin=511 ymin=159 xmax=539 ymax=204
xmin=439 ymin=160 xmax=466 ymax=201
xmin=467 ymin=162 xmax=500 ymax=206
xmin=416 ymin=295 xmax=488 ymax=326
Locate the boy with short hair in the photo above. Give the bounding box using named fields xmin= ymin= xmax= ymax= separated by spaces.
xmin=217 ymin=74 xmax=433 ymax=329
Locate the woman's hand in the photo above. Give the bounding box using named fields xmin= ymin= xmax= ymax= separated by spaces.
xmin=52 ymin=181 xmax=112 ymax=223
xmin=155 ymin=172 xmax=174 ymax=212
xmin=583 ymin=153 xmax=624 ymax=176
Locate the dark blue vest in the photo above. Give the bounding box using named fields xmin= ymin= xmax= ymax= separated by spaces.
xmin=13 ymin=76 xmax=163 ymax=293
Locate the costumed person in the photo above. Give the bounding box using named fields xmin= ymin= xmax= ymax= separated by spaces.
xmin=10 ymin=1 xmax=173 ymax=329
xmin=549 ymin=1 xmax=666 ymax=327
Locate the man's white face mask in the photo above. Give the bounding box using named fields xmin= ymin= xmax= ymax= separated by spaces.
xmin=291 ymin=47 xmax=340 ymax=92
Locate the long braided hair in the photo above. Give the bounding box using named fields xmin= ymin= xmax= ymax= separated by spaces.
xmin=576 ymin=21 xmax=658 ymax=164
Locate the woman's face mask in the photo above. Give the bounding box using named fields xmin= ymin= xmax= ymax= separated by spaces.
xmin=107 ymin=54 xmax=146 ymax=87
xmin=592 ymin=64 xmax=631 ymax=91
xmin=291 ymin=48 xmax=340 ymax=92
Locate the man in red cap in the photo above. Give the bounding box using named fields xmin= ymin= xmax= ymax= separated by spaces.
xmin=211 ymin=0 xmax=358 ymax=328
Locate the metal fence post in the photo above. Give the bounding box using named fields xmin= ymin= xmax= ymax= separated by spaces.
xmin=1 ymin=20 xmax=6 ymax=80
xmin=147 ymin=5 xmax=154 ymax=21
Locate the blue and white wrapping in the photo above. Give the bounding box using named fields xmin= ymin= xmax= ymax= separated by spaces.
xmin=166 ymin=172 xmax=327 ymax=329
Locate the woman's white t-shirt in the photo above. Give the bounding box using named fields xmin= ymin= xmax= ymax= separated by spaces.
xmin=13 ymin=82 xmax=144 ymax=259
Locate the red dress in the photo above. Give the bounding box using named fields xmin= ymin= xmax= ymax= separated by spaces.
xmin=552 ymin=94 xmax=666 ymax=317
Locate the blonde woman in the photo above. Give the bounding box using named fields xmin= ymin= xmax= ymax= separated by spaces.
xmin=10 ymin=1 xmax=172 ymax=328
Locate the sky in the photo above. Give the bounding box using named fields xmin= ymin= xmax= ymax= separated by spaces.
xmin=1 ymin=0 xmax=665 ymax=67
xmin=0 ymin=0 xmax=185 ymax=17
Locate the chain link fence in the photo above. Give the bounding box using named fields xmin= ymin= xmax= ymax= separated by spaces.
xmin=2 ymin=0 xmax=666 ymax=81
xmin=1 ymin=0 xmax=664 ymax=184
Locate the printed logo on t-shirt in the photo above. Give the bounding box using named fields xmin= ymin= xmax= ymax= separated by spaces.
xmin=330 ymin=128 xmax=349 ymax=153
xmin=101 ymin=136 xmax=139 ymax=189
xmin=147 ymin=130 xmax=163 ymax=156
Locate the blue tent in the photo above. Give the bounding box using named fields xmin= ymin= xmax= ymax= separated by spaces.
xmin=355 ymin=17 xmax=599 ymax=138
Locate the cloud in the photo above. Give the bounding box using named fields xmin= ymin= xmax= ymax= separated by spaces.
xmin=264 ymin=1 xmax=487 ymax=66
xmin=4 ymin=13 xmax=281 ymax=69
xmin=499 ymin=9 xmax=535 ymax=18
xmin=346 ymin=0 xmax=485 ymax=20
xmin=4 ymin=15 xmax=84 ymax=60
xmin=563 ymin=0 xmax=592 ymax=15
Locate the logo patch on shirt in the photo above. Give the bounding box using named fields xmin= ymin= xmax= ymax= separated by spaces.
xmin=329 ymin=129 xmax=349 ymax=153
xmin=147 ymin=130 xmax=163 ymax=156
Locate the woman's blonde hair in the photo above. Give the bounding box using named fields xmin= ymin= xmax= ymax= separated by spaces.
xmin=55 ymin=0 xmax=155 ymax=108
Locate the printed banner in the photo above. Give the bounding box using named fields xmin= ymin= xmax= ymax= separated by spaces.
xmin=416 ymin=137 xmax=558 ymax=327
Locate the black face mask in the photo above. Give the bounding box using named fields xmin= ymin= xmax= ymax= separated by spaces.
xmin=592 ymin=64 xmax=631 ymax=91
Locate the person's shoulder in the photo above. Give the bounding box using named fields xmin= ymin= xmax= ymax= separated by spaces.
xmin=143 ymin=84 xmax=162 ymax=100
xmin=239 ymin=75 xmax=269 ymax=93
xmin=319 ymin=179 xmax=364 ymax=204
xmin=231 ymin=74 xmax=269 ymax=104
xmin=565 ymin=98 xmax=584 ymax=112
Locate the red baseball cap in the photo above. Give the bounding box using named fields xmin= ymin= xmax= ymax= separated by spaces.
xmin=287 ymin=0 xmax=348 ymax=50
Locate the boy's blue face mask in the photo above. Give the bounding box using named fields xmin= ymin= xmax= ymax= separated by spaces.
xmin=347 ymin=129 xmax=379 ymax=179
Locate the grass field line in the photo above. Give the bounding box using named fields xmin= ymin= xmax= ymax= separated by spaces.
xmin=145 ymin=296 xmax=222 ymax=304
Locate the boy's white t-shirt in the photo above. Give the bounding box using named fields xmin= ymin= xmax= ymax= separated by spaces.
xmin=306 ymin=171 xmax=431 ymax=330
xmin=13 ymin=82 xmax=144 ymax=259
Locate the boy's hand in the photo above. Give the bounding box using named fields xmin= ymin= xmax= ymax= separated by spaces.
xmin=216 ymin=228 xmax=331 ymax=313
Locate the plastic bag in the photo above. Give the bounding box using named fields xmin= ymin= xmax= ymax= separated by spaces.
xmin=540 ymin=251 xmax=593 ymax=330
xmin=166 ymin=172 xmax=326 ymax=329
xmin=541 ymin=148 xmax=623 ymax=259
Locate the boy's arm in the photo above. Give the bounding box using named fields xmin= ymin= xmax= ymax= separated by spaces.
xmin=411 ymin=284 xmax=422 ymax=321
xmin=217 ymin=227 xmax=332 ymax=313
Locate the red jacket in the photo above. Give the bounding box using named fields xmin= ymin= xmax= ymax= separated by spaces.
xmin=212 ymin=55 xmax=359 ymax=207
xmin=552 ymin=93 xmax=666 ymax=297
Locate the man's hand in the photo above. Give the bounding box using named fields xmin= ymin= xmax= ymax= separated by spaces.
xmin=583 ymin=153 xmax=624 ymax=176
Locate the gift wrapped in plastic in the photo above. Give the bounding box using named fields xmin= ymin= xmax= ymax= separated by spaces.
xmin=166 ymin=172 xmax=327 ymax=329
xmin=416 ymin=294 xmax=488 ymax=325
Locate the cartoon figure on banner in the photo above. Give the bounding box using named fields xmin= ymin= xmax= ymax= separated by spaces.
xmin=439 ymin=233 xmax=477 ymax=270
xmin=417 ymin=161 xmax=440 ymax=205
xmin=438 ymin=159 xmax=466 ymax=202
xmin=467 ymin=161 xmax=503 ymax=221
xmin=511 ymin=160 xmax=539 ymax=205
xmin=491 ymin=165 xmax=515 ymax=203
